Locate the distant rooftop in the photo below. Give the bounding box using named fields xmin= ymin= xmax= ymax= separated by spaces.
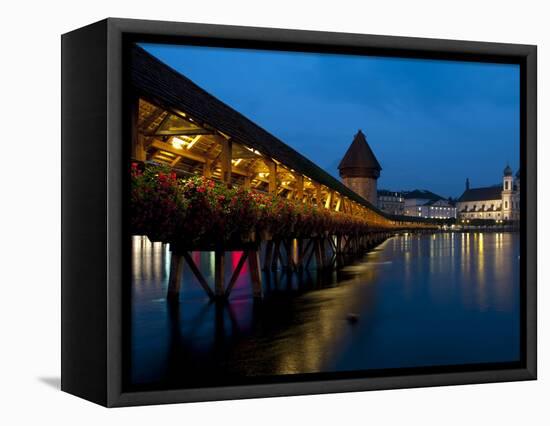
xmin=458 ymin=186 xmax=502 ymax=203
xmin=402 ymin=189 xmax=443 ymax=201
xmin=378 ymin=189 xmax=403 ymax=197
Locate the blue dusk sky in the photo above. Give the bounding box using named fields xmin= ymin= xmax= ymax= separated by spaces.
xmin=141 ymin=43 xmax=520 ymax=198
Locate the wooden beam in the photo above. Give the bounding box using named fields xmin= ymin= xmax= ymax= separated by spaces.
xmin=224 ymin=251 xmax=249 ymax=298
xmin=220 ymin=138 xmax=232 ymax=184
xmin=181 ymin=252 xmax=214 ymax=299
xmin=150 ymin=139 xmax=250 ymax=176
xmin=170 ymin=156 xmax=182 ymax=167
xmin=243 ymin=175 xmax=251 ymax=189
xmin=151 ymin=140 xmax=207 ymax=163
xmin=138 ymin=107 xmax=164 ymax=132
xmin=145 ymin=128 xmax=215 ymax=137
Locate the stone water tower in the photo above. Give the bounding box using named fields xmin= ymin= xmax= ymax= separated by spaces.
xmin=338 ymin=130 xmax=382 ymax=206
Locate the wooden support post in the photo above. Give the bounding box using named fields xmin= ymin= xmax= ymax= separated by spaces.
xmin=131 ymin=96 xmax=147 ymax=161
xmin=336 ymin=235 xmax=344 ymax=267
xmin=305 ymin=239 xmax=316 ymax=269
xmin=315 ymin=238 xmax=324 ymax=270
xmin=243 ymin=175 xmax=251 ymax=189
xmin=248 ymin=249 xmax=263 ymax=298
xmin=167 ymin=252 xmax=184 ymax=300
xmin=296 ymin=174 xmax=304 ymax=202
xmin=220 ymin=138 xmax=232 ymax=184
xmin=325 ymin=190 xmax=333 ymax=210
xmin=327 ymin=236 xmax=337 ymax=263
xmin=285 ymin=239 xmax=294 ymax=271
xmin=315 ymin=183 xmax=323 ymax=207
xmin=136 ymin=134 xmax=147 ymax=161
xmin=214 ymin=250 xmax=225 ymax=298
xmin=181 ymin=251 xmax=214 ymax=299
xmin=203 ymin=159 xmax=212 ymax=178
xmin=224 ymin=251 xmax=249 ymax=298
xmin=263 ymin=240 xmax=273 ymax=271
xmin=297 ymin=238 xmax=304 ymax=270
xmin=322 ymin=238 xmax=330 ymax=267
xmin=268 ymin=160 xmax=277 ymax=194
xmin=271 ymin=240 xmax=281 ymax=271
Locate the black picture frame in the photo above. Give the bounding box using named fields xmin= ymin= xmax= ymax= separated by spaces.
xmin=61 ymin=17 xmax=537 ymax=407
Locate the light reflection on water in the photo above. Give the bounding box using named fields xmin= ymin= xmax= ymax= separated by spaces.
xmin=129 ymin=232 xmax=520 ymax=389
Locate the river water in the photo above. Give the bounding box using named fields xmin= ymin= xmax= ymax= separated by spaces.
xmin=128 ymin=232 xmax=520 ymax=390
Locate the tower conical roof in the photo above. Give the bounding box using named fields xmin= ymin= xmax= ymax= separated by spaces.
xmin=504 ymin=164 xmax=513 ymax=176
xmin=338 ymin=130 xmax=381 ymax=178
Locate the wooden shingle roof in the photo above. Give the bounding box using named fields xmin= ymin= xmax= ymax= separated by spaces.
xmin=338 ymin=130 xmax=382 ymax=175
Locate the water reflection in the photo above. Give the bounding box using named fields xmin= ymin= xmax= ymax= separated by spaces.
xmin=129 ymin=232 xmax=520 ymax=390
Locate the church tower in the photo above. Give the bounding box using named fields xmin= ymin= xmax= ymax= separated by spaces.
xmin=338 ymin=130 xmax=382 ymax=205
xmin=502 ymin=164 xmax=513 ymax=220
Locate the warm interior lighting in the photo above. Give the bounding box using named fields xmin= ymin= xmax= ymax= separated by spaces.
xmin=258 ymin=172 xmax=269 ymax=178
xmin=232 ymin=158 xmax=242 ymax=166
xmin=171 ymin=137 xmax=187 ymax=150
xmin=245 ymin=146 xmax=262 ymax=156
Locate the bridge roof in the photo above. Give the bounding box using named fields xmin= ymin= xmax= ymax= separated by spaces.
xmin=130 ymin=45 xmax=432 ymax=224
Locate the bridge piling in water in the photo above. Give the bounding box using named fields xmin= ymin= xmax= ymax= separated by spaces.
xmin=167 ymin=252 xmax=184 ymax=301
xmin=164 ymin=229 xmax=421 ymax=302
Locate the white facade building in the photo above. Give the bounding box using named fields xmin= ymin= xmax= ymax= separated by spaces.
xmin=377 ymin=190 xmax=404 ymax=215
xmin=403 ymin=190 xmax=457 ymax=219
xmin=456 ymin=166 xmax=520 ymax=222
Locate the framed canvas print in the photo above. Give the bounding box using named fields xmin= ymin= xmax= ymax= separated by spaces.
xmin=61 ymin=18 xmax=537 ymax=407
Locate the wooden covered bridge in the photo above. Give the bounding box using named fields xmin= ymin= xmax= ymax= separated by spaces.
xmin=129 ymin=45 xmax=437 ymax=301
